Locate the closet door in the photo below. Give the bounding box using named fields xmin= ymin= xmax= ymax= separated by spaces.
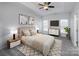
xmin=74 ymin=12 xmax=79 ymax=47
xmin=73 ymin=14 xmax=78 ymax=47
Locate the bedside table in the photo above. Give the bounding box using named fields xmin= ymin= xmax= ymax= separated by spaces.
xmin=7 ymin=38 xmax=21 ymax=48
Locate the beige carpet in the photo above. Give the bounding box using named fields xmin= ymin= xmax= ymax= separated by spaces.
xmin=17 ymin=38 xmax=79 ymax=56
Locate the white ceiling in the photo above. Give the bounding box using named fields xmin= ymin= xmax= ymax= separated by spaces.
xmin=20 ymin=2 xmax=76 ymax=16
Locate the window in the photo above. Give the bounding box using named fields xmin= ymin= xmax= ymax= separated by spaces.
xmin=43 ymin=20 xmax=48 ymax=31
xmin=60 ymin=19 xmax=68 ymax=33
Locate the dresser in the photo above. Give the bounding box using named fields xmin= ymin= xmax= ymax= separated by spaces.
xmin=49 ymin=28 xmax=60 ymax=36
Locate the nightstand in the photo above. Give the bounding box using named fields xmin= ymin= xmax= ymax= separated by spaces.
xmin=7 ymin=38 xmax=21 ymax=48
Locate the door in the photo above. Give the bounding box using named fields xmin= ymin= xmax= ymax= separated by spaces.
xmin=74 ymin=13 xmax=79 ymax=47
xmin=74 ymin=14 xmax=78 ymax=47
xmin=77 ymin=12 xmax=79 ymax=47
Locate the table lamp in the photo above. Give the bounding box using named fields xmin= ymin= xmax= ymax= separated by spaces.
xmin=11 ymin=29 xmax=17 ymax=40
xmin=36 ymin=27 xmax=39 ymax=33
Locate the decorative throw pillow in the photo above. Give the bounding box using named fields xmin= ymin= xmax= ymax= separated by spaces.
xmin=30 ymin=29 xmax=37 ymax=35
xmin=22 ymin=29 xmax=31 ymax=36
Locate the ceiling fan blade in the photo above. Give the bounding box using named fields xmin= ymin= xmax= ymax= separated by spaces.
xmin=45 ymin=9 xmax=48 ymax=10
xmin=48 ymin=6 xmax=54 ymax=8
xmin=48 ymin=2 xmax=51 ymax=5
xmin=38 ymin=3 xmax=44 ymax=6
xmin=44 ymin=2 xmax=47 ymax=4
xmin=39 ymin=7 xmax=44 ymax=9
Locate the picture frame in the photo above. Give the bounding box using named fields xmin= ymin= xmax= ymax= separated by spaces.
xmin=29 ymin=16 xmax=35 ymax=25
xmin=19 ymin=14 xmax=29 ymax=25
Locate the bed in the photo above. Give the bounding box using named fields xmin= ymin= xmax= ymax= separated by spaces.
xmin=18 ymin=26 xmax=55 ymax=56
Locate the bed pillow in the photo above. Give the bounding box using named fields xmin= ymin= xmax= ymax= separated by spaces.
xmin=30 ymin=29 xmax=37 ymax=35
xmin=22 ymin=29 xmax=31 ymax=36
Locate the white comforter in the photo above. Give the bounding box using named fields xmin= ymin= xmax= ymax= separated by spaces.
xmin=21 ymin=33 xmax=55 ymax=56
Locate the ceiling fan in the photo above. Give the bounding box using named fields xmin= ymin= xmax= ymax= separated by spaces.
xmin=38 ymin=2 xmax=54 ymax=10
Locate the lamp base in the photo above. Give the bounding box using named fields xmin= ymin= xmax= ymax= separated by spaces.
xmin=37 ymin=30 xmax=39 ymax=33
xmin=13 ymin=34 xmax=15 ymax=40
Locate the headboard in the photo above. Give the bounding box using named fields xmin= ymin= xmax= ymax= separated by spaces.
xmin=18 ymin=26 xmax=35 ymax=38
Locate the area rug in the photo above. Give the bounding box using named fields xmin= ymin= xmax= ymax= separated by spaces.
xmin=17 ymin=39 xmax=79 ymax=56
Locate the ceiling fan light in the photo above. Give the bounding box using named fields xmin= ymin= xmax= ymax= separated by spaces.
xmin=44 ymin=6 xmax=48 ymax=10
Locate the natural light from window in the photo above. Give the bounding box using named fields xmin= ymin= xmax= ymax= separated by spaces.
xmin=43 ymin=20 xmax=48 ymax=31
xmin=60 ymin=19 xmax=68 ymax=33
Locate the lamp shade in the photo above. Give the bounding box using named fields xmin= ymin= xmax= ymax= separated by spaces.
xmin=11 ymin=30 xmax=17 ymax=34
xmin=10 ymin=27 xmax=17 ymax=35
xmin=10 ymin=28 xmax=17 ymax=39
xmin=36 ymin=27 xmax=39 ymax=30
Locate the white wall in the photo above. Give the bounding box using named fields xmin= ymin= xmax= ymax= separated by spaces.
xmin=43 ymin=13 xmax=70 ymax=20
xmin=0 ymin=3 xmax=4 ymax=49
xmin=0 ymin=2 xmax=41 ymax=49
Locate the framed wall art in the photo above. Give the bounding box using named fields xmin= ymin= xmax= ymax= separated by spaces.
xmin=29 ymin=16 xmax=35 ymax=25
xmin=19 ymin=14 xmax=29 ymax=25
